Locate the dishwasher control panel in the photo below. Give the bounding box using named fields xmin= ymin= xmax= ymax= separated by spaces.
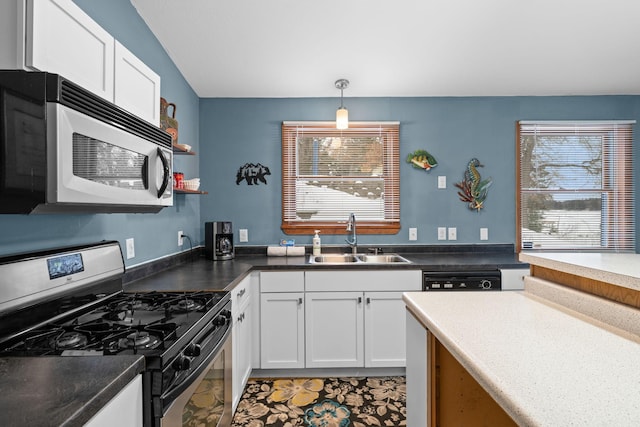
xmin=422 ymin=271 xmax=502 ymax=291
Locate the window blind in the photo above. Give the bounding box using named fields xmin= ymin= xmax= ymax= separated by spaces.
xmin=282 ymin=122 xmax=400 ymax=235
xmin=517 ymin=120 xmax=635 ymax=251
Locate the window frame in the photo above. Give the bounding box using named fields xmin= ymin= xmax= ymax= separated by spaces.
xmin=516 ymin=120 xmax=635 ymax=252
xmin=281 ymin=121 xmax=400 ymax=235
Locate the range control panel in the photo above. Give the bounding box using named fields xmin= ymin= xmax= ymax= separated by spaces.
xmin=423 ymin=271 xmax=502 ymax=291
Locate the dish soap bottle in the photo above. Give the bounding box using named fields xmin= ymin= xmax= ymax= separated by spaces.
xmin=312 ymin=230 xmax=321 ymax=256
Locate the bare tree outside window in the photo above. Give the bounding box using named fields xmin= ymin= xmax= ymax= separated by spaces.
xmin=517 ymin=121 xmax=634 ymax=251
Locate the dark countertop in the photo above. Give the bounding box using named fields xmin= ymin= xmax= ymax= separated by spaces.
xmin=126 ymin=247 xmax=526 ymax=292
xmin=0 ymin=245 xmax=524 ymax=426
xmin=0 ymin=355 xmax=144 ymax=427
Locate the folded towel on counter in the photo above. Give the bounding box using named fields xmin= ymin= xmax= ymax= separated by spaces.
xmin=266 ymin=246 xmax=306 ymax=256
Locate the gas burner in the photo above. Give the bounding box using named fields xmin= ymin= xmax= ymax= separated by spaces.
xmin=52 ymin=331 xmax=88 ymax=350
xmin=173 ymin=298 xmax=203 ymax=312
xmin=102 ymin=310 xmax=135 ymax=323
xmin=118 ymin=330 xmax=160 ymax=350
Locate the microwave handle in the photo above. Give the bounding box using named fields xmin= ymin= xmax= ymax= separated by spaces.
xmin=157 ymin=147 xmax=170 ymax=198
xmin=141 ymin=157 xmax=149 ymax=189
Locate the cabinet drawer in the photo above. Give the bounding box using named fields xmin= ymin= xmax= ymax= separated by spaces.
xmin=305 ymin=270 xmax=421 ymax=292
xmin=231 ymin=275 xmax=252 ymax=315
xmin=260 ymin=271 xmax=304 ymax=293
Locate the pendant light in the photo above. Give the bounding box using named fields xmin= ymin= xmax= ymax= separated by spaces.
xmin=335 ymin=79 xmax=349 ymax=130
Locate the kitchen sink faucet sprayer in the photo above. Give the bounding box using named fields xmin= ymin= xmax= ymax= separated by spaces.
xmin=345 ymin=213 xmax=357 ymax=254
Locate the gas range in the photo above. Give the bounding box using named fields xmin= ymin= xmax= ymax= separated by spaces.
xmin=0 ymin=241 xmax=232 ymax=427
xmin=0 ymin=290 xmax=229 ymax=356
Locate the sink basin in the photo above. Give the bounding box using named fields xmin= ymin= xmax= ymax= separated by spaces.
xmin=309 ymin=254 xmax=360 ymax=264
xmin=308 ymin=253 xmax=411 ymax=264
xmin=356 ymin=254 xmax=411 ymax=263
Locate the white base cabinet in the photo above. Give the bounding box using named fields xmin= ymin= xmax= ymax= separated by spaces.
xmin=259 ymin=271 xmax=305 ymax=369
xmin=84 ymin=375 xmax=143 ymax=427
xmin=364 ymin=291 xmax=410 ymax=367
xmin=258 ymin=269 xmax=421 ymax=372
xmin=305 ymin=291 xmax=364 ymax=368
xmin=232 ymin=273 xmax=257 ymax=412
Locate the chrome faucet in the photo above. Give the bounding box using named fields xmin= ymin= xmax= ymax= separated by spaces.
xmin=345 ymin=213 xmax=357 ymax=254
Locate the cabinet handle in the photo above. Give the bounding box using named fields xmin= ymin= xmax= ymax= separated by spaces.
xmin=358 ymin=297 xmax=362 ymax=304
xmin=298 ymin=297 xmax=303 ymax=305
xmin=366 ymin=297 xmax=371 ymax=304
xmin=237 ymin=288 xmax=246 ymax=298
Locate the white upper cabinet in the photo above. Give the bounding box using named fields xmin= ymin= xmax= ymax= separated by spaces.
xmin=26 ymin=0 xmax=115 ymax=101
xmin=114 ymin=41 xmax=160 ymax=126
xmin=0 ymin=0 xmax=160 ymax=125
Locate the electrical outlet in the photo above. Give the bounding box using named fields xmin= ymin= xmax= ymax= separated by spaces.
xmin=480 ymin=227 xmax=489 ymax=241
xmin=409 ymin=227 xmax=418 ymax=241
xmin=437 ymin=227 xmax=447 ymax=240
xmin=438 ymin=176 xmax=446 ymax=189
xmin=178 ymin=231 xmax=184 ymax=246
xmin=448 ymin=227 xmax=457 ymax=240
xmin=239 ymin=229 xmax=248 ymax=242
xmin=126 ymin=238 xmax=135 ymax=259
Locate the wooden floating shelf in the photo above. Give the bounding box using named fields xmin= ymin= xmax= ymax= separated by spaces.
xmin=174 ymin=187 xmax=208 ymax=195
xmin=172 ymin=144 xmax=196 ymax=155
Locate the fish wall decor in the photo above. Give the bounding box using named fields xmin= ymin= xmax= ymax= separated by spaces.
xmin=406 ymin=150 xmax=438 ymax=171
xmin=454 ymin=158 xmax=492 ymax=211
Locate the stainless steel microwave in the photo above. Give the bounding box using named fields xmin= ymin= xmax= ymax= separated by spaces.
xmin=0 ymin=71 xmax=173 ymax=214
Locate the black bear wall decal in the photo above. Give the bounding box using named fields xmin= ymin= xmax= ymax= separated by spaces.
xmin=236 ymin=163 xmax=271 ymax=185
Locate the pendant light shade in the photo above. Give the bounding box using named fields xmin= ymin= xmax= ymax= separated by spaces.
xmin=336 ymin=106 xmax=348 ymax=130
xmin=335 ymin=79 xmax=349 ymax=129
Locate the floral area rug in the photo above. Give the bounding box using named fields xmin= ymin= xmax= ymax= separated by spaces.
xmin=231 ymin=376 xmax=406 ymax=427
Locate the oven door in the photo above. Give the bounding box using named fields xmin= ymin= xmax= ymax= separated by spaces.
xmin=45 ymin=103 xmax=172 ymax=211
xmin=161 ymin=332 xmax=233 ymax=427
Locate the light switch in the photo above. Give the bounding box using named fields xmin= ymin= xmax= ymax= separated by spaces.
xmin=448 ymin=227 xmax=457 ymax=240
xmin=438 ymin=176 xmax=446 ymax=189
xmin=126 ymin=238 xmax=135 ymax=259
xmin=409 ymin=227 xmax=418 ymax=241
xmin=437 ymin=227 xmax=447 ymax=240
xmin=480 ymin=227 xmax=489 ymax=240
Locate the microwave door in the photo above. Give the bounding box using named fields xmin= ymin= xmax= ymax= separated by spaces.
xmin=49 ymin=103 xmax=172 ymax=208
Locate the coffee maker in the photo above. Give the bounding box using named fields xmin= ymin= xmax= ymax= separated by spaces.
xmin=205 ymin=221 xmax=234 ymax=260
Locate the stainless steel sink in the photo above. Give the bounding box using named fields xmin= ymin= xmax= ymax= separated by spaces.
xmin=309 ymin=254 xmax=360 ymax=264
xmin=308 ymin=253 xmax=411 ymax=264
xmin=356 ymin=254 xmax=411 ymax=264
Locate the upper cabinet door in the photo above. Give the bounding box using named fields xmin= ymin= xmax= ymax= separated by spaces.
xmin=114 ymin=41 xmax=161 ymax=126
xmin=25 ymin=0 xmax=115 ymax=101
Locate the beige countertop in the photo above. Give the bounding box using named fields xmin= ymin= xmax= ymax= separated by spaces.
xmin=403 ymin=290 xmax=640 ymax=426
xmin=519 ymin=252 xmax=640 ymax=291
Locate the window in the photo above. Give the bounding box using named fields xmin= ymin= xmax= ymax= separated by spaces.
xmin=517 ymin=120 xmax=635 ymax=251
xmin=282 ymin=121 xmax=400 ymax=235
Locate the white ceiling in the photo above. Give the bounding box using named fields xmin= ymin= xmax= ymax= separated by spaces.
xmin=131 ymin=0 xmax=640 ymax=98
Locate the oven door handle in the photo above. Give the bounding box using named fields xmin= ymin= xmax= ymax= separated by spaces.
xmin=161 ymin=324 xmax=231 ymax=408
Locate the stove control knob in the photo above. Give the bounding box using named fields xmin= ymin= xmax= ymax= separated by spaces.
xmin=184 ymin=343 xmax=201 ymax=357
xmin=213 ymin=315 xmax=227 ymax=327
xmin=172 ymin=355 xmax=191 ymax=371
xmin=221 ymin=309 xmax=231 ymax=319
xmin=480 ymin=279 xmax=493 ymax=289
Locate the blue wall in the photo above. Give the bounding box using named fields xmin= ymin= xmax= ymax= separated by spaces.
xmin=0 ymin=0 xmax=201 ymax=266
xmin=1 ymin=1 xmax=639 ymax=262
xmin=200 ymin=96 xmax=640 ymax=250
